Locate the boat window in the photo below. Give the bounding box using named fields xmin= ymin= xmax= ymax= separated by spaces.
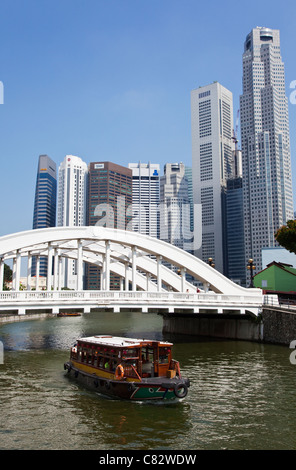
xmin=104 ymin=359 xmax=110 ymax=370
xmin=159 ymin=347 xmax=170 ymax=364
xmin=122 ymin=348 xmax=138 ymax=358
xmin=141 ymin=346 xmax=154 ymax=362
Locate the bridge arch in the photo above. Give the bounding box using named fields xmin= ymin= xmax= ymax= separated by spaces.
xmin=0 ymin=226 xmax=256 ymax=296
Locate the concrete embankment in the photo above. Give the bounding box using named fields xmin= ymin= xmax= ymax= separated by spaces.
xmin=162 ymin=306 xmax=296 ymax=345
xmin=0 ymin=312 xmax=54 ymax=324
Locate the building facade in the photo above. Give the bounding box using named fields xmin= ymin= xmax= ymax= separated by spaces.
xmin=225 ymin=174 xmax=246 ymax=285
xmin=191 ymin=82 xmax=235 ymax=273
xmin=160 ymin=162 xmax=192 ymax=252
xmin=57 ymin=155 xmax=88 ymax=289
xmin=240 ymin=27 xmax=294 ymax=274
xmin=128 ymin=162 xmax=160 ymax=238
xmin=86 ymin=161 xmax=133 ymax=289
xmin=32 ymin=154 xmax=57 ymax=277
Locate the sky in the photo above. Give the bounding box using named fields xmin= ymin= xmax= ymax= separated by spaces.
xmin=0 ymin=0 xmax=296 ymax=237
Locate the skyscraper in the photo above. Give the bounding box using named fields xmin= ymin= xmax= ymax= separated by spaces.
xmin=86 ymin=161 xmax=133 ymax=289
xmin=160 ymin=162 xmax=192 ymax=252
xmin=225 ymin=150 xmax=246 ymax=286
xmin=191 ymin=82 xmax=235 ymax=273
xmin=57 ymin=155 xmax=88 ymax=289
xmin=128 ymin=162 xmax=160 ymax=239
xmin=57 ymin=155 xmax=88 ymax=228
xmin=32 ymin=154 xmax=57 ymax=277
xmin=240 ymin=27 xmax=294 ymax=273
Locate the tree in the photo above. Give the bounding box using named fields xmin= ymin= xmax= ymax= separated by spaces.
xmin=2 ymin=263 xmax=12 ymax=290
xmin=275 ymin=219 xmax=296 ymax=255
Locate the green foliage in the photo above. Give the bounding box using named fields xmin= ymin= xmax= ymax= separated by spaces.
xmin=3 ymin=263 xmax=12 ymax=290
xmin=275 ymin=219 xmax=296 ymax=255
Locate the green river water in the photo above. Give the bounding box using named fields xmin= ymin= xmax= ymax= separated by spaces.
xmin=0 ymin=311 xmax=296 ymax=451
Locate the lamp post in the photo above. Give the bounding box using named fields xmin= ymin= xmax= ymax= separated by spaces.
xmin=208 ymin=257 xmax=215 ymax=268
xmin=247 ymin=258 xmax=256 ymax=288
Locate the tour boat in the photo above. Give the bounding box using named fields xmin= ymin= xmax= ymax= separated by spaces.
xmin=64 ymin=335 xmax=190 ymax=401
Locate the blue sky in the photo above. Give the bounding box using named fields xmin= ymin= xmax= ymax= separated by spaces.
xmin=0 ymin=0 xmax=295 ymax=236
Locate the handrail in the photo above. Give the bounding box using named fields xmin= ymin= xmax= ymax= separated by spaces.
xmin=0 ymin=290 xmax=263 ymax=304
xmin=122 ymin=363 xmax=141 ymax=380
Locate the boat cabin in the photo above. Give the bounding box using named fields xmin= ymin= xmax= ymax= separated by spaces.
xmin=70 ymin=335 xmax=180 ymax=380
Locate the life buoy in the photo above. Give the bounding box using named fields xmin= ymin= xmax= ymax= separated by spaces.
xmin=115 ymin=364 xmax=125 ymax=380
xmin=174 ymin=383 xmax=188 ymax=399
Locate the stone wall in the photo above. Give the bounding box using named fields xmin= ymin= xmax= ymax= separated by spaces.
xmin=262 ymin=307 xmax=296 ymax=345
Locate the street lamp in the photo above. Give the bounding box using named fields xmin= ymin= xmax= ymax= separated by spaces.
xmin=208 ymin=257 xmax=215 ymax=268
xmin=247 ymin=258 xmax=256 ymax=288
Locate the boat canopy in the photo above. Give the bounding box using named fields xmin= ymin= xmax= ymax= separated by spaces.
xmin=77 ymin=335 xmax=173 ymax=349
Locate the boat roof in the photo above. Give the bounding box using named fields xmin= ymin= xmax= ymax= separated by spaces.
xmin=77 ymin=335 xmax=173 ymax=348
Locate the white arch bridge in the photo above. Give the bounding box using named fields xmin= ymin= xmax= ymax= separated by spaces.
xmin=0 ymin=226 xmax=274 ymax=317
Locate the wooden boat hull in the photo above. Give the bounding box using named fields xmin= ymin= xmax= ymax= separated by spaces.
xmin=64 ymin=361 xmax=189 ymax=401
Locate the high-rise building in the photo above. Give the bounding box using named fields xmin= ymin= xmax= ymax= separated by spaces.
xmin=191 ymin=82 xmax=235 ymax=273
xmin=86 ymin=161 xmax=133 ymax=289
xmin=32 ymin=154 xmax=57 ymax=277
xmin=185 ymin=166 xmax=194 ymax=243
xmin=57 ymin=155 xmax=88 ymax=289
xmin=128 ymin=162 xmax=160 ymax=238
xmin=240 ymin=27 xmax=294 ymax=274
xmin=225 ymin=149 xmax=246 ymax=285
xmin=160 ymin=162 xmax=192 ymax=252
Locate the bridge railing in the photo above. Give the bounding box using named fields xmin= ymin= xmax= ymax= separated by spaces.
xmin=0 ymin=289 xmax=264 ymax=305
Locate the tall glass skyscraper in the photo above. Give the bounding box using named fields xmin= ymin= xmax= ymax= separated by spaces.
xmin=240 ymin=27 xmax=294 ymax=274
xmin=32 ymin=154 xmax=57 ymax=277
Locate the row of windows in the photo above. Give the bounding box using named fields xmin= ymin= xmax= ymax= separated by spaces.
xmin=199 ymin=90 xmax=211 ymax=99
xmin=199 ymin=100 xmax=212 ymax=138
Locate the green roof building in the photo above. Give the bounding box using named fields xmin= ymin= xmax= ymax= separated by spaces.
xmin=254 ymin=261 xmax=296 ymax=293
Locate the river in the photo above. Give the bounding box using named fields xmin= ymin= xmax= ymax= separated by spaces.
xmin=0 ymin=311 xmax=295 ymax=451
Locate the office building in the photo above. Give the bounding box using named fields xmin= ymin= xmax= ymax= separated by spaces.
xmin=57 ymin=155 xmax=88 ymax=289
xmin=128 ymin=162 xmax=160 ymax=238
xmin=86 ymin=161 xmax=132 ymax=289
xmin=225 ymin=168 xmax=246 ymax=285
xmin=240 ymin=27 xmax=294 ymax=274
xmin=191 ymin=82 xmax=235 ymax=273
xmin=32 ymin=154 xmax=57 ymax=277
xmin=160 ymin=162 xmax=192 ymax=252
xmin=185 ymin=166 xmax=194 ymax=242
